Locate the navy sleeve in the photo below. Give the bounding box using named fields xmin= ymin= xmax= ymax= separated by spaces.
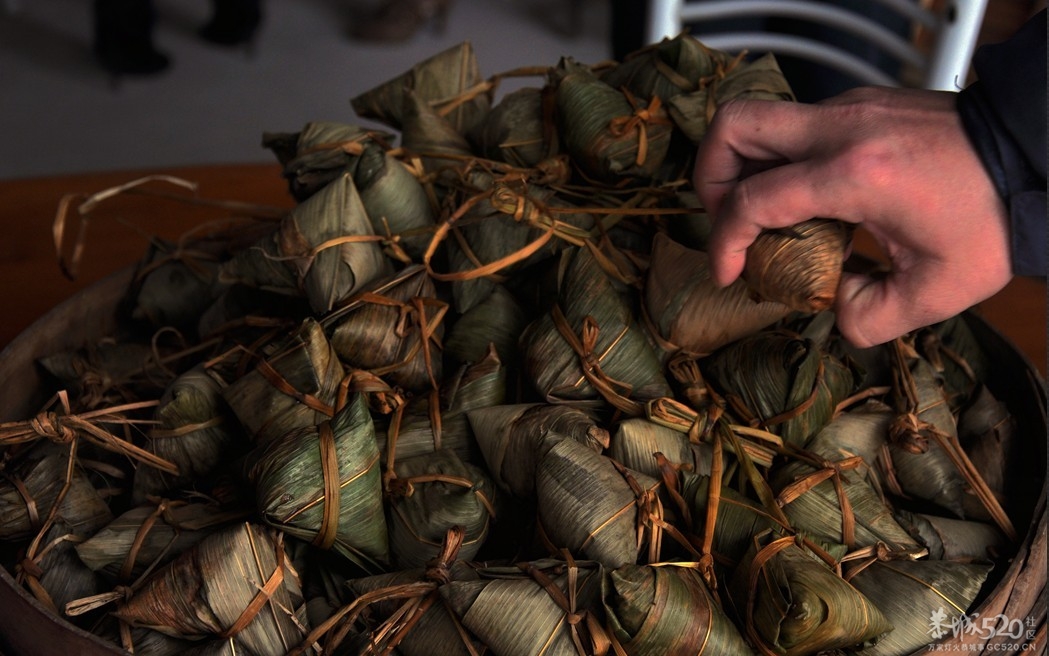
xmin=956 ymin=10 xmax=1046 ymax=277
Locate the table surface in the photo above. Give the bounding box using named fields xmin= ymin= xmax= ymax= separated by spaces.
xmin=0 ymin=163 xmax=1044 ymax=376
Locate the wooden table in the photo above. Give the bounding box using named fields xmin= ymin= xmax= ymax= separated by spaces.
xmin=0 ymin=163 xmax=294 ymax=347
xmin=0 ymin=163 xmax=1045 ymax=376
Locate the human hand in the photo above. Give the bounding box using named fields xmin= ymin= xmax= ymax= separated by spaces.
xmin=692 ymin=86 xmax=1012 ymax=347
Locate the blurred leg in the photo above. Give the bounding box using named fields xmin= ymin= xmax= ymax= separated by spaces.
xmin=199 ymin=0 xmax=263 ymax=46
xmin=348 ymin=0 xmax=453 ymax=43
xmin=611 ymin=0 xmax=649 ymax=61
xmin=92 ymin=0 xmax=170 ymax=75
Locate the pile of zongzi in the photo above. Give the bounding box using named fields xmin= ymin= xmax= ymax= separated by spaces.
xmin=0 ymin=34 xmax=1037 ymax=656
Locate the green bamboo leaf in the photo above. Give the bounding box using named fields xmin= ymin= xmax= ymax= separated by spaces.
xmin=112 ymin=523 xmax=309 ymax=655
xmin=249 ymin=393 xmax=388 ymax=571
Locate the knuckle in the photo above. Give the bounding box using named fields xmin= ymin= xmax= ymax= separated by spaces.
xmin=724 ymin=178 xmax=758 ymax=220
xmin=835 ymin=139 xmax=893 ymax=187
xmin=715 ymin=97 xmax=749 ymax=118
xmin=709 ymin=98 xmax=753 ymax=133
xmin=837 ymin=316 xmax=880 ymax=348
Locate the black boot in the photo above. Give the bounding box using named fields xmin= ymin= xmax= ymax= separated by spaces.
xmin=92 ymin=0 xmax=170 ymax=76
xmin=199 ymin=0 xmax=262 ymax=46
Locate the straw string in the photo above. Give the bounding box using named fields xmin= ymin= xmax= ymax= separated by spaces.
xmin=426 ymin=388 xmax=444 ymax=452
xmin=550 ymin=304 xmax=644 ymax=417
xmin=613 ymin=459 xmax=666 ymax=564
xmin=28 ymin=412 xmax=77 ymax=445
xmin=732 ymin=358 xmax=826 ymax=431
xmin=654 ymin=453 xmax=695 ymax=530
xmin=608 ymin=92 xmax=671 ymax=167
xmin=524 ymin=554 xmax=612 ymax=654
xmin=300 ymin=529 xmax=466 ymax=655
xmin=744 ymin=535 xmax=799 ymax=656
xmin=839 ymin=542 xmax=927 ymax=580
xmin=382 ymin=398 xmax=408 ymax=489
xmin=312 ymin=421 xmax=341 ymax=550
xmin=918 ymin=331 xmax=978 ymax=385
xmin=701 ymin=421 xmax=726 ymax=590
xmin=425 ymin=526 xmax=465 ymax=584
xmin=18 ymin=530 xmax=90 ymax=614
xmin=641 ymin=457 xmax=709 ymax=566
xmin=65 ymin=583 xmax=135 ymax=619
xmin=117 ymin=499 xmax=186 ymax=582
xmin=532 ymin=154 xmax=572 ymax=185
xmin=889 ymin=338 xmax=1018 ymax=542
xmin=646 ymin=397 xmax=780 ymax=468
xmin=424 ymin=199 xmax=558 ymax=282
xmin=0 ymin=401 xmax=178 ymax=476
xmin=255 ymin=357 xmax=335 ymax=417
xmin=668 ymin=354 xmax=712 ymax=410
xmin=52 ymin=175 xmax=198 ymax=280
xmin=220 ymin=541 xmax=287 ymax=639
xmin=375 ymin=594 xmax=439 ymax=655
xmin=652 ymin=55 xmax=701 ymax=92
xmin=891 ymin=411 xmax=1017 ymax=541
xmin=336 ymin=369 xmax=403 ymax=416
xmin=356 ymin=294 xmax=446 ymax=391
xmin=387 ymin=473 xmax=497 ymax=521
xmin=701 ymin=49 xmax=753 ymax=124
xmin=775 ymin=452 xmax=863 ymax=548
xmin=306 ymin=233 xmax=387 ymax=259
xmin=290 ymin=582 xmax=437 ymax=656
xmin=132 ymin=238 xmax=222 ymax=286
xmin=518 ymin=558 xmax=585 ymax=632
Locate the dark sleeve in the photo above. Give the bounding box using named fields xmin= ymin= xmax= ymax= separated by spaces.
xmin=956 ymin=9 xmax=1046 ymax=277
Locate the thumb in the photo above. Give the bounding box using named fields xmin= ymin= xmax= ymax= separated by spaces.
xmin=834 ymin=271 xmax=920 ymax=348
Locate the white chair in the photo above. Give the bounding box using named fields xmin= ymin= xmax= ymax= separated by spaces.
xmin=644 ymin=0 xmax=989 ymax=91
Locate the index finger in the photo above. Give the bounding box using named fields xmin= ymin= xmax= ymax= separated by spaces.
xmin=692 ymin=99 xmax=826 ymax=218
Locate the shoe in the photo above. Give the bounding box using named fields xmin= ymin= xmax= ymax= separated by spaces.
xmin=349 ymin=0 xmax=453 ymax=43
xmin=92 ymin=0 xmax=171 ymax=76
xmin=199 ymin=0 xmax=262 ymax=47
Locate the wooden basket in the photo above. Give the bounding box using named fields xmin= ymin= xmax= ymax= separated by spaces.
xmin=0 ymin=268 xmax=1044 ymax=655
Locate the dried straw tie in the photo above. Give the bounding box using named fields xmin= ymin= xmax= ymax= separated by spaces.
xmin=366 ymin=528 xmax=472 ymax=656
xmin=254 ymin=357 xmax=337 ymax=418
xmin=380 ymin=556 xmax=469 ymax=655
xmin=775 ymin=451 xmax=864 ymax=549
xmin=288 ymin=536 xmax=476 ymax=656
xmin=608 ymin=92 xmax=672 ymax=168
xmin=0 ymin=402 xmax=178 ymax=476
xmin=312 ymin=421 xmax=342 ymax=550
xmin=839 ymin=542 xmax=928 ymax=581
xmin=890 ymin=338 xmax=1017 ymax=542
xmin=382 ymin=387 xmax=444 ymax=489
xmin=651 ymin=452 xmax=722 ymax=591
xmin=277 ymin=420 xmax=381 ymax=549
xmin=743 ymin=534 xmax=842 ymax=656
xmin=117 ymin=499 xmax=187 ymax=582
xmin=517 ymin=551 xmax=612 ymax=656
xmin=725 ymin=358 xmax=827 ymax=431
xmin=386 ymin=472 xmax=498 ymax=527
xmin=423 ymin=183 xmax=558 ymax=282
xmin=550 ymin=304 xmax=644 ymax=417
xmin=220 ymin=531 xmax=288 ymax=640
xmin=351 ymin=292 xmax=447 ymax=391
xmin=52 ymin=175 xmax=285 ymax=281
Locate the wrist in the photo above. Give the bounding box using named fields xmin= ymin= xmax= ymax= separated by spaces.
xmin=956 ymin=84 xmax=1046 ymax=276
